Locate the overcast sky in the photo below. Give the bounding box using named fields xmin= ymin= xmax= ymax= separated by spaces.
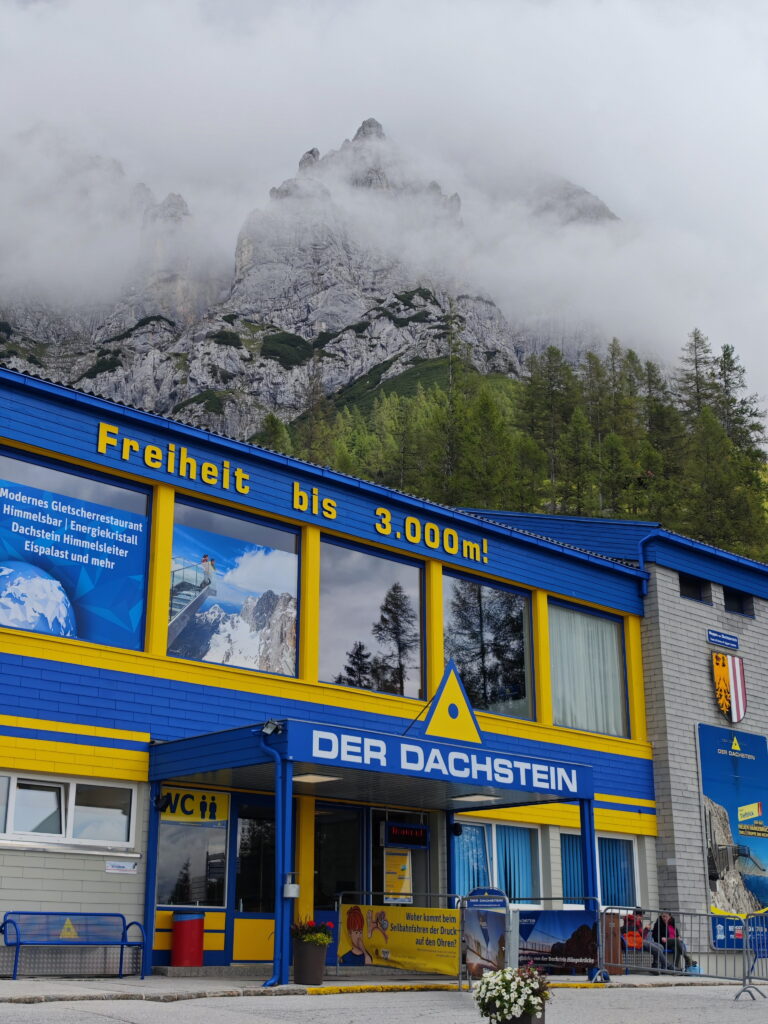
xmin=2 ymin=0 xmax=768 ymax=396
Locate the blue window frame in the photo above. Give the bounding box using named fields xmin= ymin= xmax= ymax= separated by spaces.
xmin=455 ymin=822 xmax=540 ymax=904
xmin=560 ymin=832 xmax=637 ymax=908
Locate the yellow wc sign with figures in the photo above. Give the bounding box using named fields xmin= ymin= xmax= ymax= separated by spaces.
xmin=159 ymin=788 xmax=230 ymax=825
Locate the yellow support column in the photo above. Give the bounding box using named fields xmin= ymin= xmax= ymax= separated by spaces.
xmin=624 ymin=615 xmax=647 ymax=742
xmin=424 ymin=560 xmax=444 ymax=698
xmin=299 ymin=525 xmax=321 ymax=684
xmin=145 ymin=483 xmax=175 ymax=656
xmin=295 ymin=795 xmax=316 ymax=921
xmin=532 ymin=590 xmax=553 ymax=726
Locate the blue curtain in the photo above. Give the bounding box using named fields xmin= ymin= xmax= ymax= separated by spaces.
xmin=560 ymin=833 xmax=583 ymax=904
xmin=496 ymin=825 xmax=538 ymax=903
xmin=455 ymin=824 xmax=490 ymax=895
xmin=598 ymin=836 xmax=636 ymax=907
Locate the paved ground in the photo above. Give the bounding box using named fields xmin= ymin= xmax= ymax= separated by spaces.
xmin=0 ymin=983 xmax=767 ymax=1024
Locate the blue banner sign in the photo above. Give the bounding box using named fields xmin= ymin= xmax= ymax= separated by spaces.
xmin=698 ymin=724 xmax=768 ymax=915
xmin=289 ymin=721 xmax=593 ymax=798
xmin=0 ymin=477 xmax=147 ymax=649
xmin=707 ymin=629 xmax=739 ymax=650
xmin=466 ymin=887 xmax=508 ymax=909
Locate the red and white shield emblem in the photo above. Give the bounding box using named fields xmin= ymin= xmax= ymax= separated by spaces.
xmin=712 ymin=651 xmax=747 ymax=723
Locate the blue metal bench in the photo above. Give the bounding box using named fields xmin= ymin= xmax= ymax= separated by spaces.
xmin=0 ymin=911 xmax=147 ymax=980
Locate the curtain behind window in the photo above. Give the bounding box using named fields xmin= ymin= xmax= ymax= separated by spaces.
xmin=550 ymin=604 xmax=627 ymax=737
xmin=598 ymin=836 xmax=636 ymax=907
xmin=455 ymin=824 xmax=490 ymax=895
xmin=496 ymin=825 xmax=539 ymax=903
xmin=560 ymin=833 xmax=583 ymax=904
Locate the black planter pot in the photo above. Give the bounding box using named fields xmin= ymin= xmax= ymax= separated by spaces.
xmin=293 ymin=939 xmax=327 ymax=985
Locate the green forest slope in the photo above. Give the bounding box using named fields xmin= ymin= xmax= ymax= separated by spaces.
xmin=257 ymin=330 xmax=768 ymax=561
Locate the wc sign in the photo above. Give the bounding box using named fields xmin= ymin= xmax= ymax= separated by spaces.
xmin=160 ymin=787 xmax=230 ymax=826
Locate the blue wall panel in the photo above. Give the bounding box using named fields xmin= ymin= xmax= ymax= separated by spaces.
xmin=0 ymin=651 xmax=654 ymax=803
xmin=0 ymin=371 xmax=645 ymax=614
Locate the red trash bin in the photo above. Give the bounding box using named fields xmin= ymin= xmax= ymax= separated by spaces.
xmin=171 ymin=910 xmax=204 ymax=967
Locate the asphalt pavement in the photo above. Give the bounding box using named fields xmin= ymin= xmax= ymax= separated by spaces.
xmin=0 ymin=985 xmax=766 ymax=1024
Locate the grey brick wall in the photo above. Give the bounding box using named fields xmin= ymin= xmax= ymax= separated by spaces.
xmin=0 ymin=783 xmax=148 ymax=920
xmin=642 ymin=564 xmax=768 ymax=912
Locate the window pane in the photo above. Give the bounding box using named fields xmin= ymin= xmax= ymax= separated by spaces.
xmin=598 ymin=836 xmax=636 ymax=907
xmin=550 ymin=604 xmax=627 ymax=737
xmin=320 ymin=542 xmax=423 ymax=699
xmin=236 ymin=803 xmax=275 ymax=912
xmin=496 ymin=825 xmax=539 ymax=903
xmin=157 ymin=822 xmax=227 ymax=906
xmin=168 ymin=502 xmax=298 ymax=675
xmin=315 ymin=806 xmax=363 ymax=910
xmin=560 ymin=833 xmax=583 ymax=904
xmin=454 ymin=824 xmax=490 ymax=895
xmin=0 ymin=776 xmax=9 ymax=831
xmin=73 ymin=785 xmax=131 ymax=842
xmin=15 ymin=782 xmax=63 ymax=834
xmin=443 ymin=574 xmax=532 ymax=718
xmin=0 ymin=453 xmax=148 ymax=650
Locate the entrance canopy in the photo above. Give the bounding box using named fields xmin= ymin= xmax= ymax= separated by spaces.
xmin=149 ymin=717 xmax=594 ymax=811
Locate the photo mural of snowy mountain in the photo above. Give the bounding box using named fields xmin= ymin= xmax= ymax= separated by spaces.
xmin=0 ymin=119 xmax=617 ymax=439
xmin=173 ymin=590 xmax=297 ymax=676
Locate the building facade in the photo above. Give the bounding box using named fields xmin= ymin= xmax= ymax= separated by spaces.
xmin=0 ymin=370 xmax=658 ymax=979
xmin=481 ymin=512 xmax=768 ymax=921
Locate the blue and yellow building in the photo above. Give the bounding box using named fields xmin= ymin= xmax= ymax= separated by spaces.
xmin=0 ymin=368 xmax=658 ymax=979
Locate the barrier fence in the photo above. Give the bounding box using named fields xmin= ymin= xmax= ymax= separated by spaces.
xmin=597 ymin=906 xmax=768 ymax=999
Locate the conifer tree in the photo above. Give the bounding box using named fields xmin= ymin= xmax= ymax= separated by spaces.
xmin=372 ymin=582 xmax=419 ymax=695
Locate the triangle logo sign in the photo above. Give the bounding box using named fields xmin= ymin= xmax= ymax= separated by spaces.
xmin=59 ymin=917 xmax=80 ymax=940
xmin=423 ymin=660 xmax=483 ymax=744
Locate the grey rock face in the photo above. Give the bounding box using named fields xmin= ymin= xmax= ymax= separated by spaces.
xmin=0 ymin=119 xmax=618 ymax=440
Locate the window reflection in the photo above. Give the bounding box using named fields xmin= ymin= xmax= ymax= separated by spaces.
xmin=15 ymin=782 xmax=63 ymax=834
xmin=236 ymin=804 xmax=275 ymax=912
xmin=319 ymin=542 xmax=423 ymax=698
xmin=443 ymin=574 xmax=533 ymax=719
xmin=73 ymin=784 xmax=131 ymax=842
xmin=157 ymin=822 xmax=227 ymax=906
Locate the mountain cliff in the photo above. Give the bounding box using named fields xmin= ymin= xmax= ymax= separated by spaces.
xmin=0 ymin=119 xmax=617 ymax=438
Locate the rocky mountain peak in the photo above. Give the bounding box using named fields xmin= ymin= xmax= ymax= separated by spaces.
xmin=353 ymin=117 xmax=385 ymax=142
xmin=143 ymin=192 xmax=191 ymax=228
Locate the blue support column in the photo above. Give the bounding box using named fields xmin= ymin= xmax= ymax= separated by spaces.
xmin=143 ymin=781 xmax=162 ymax=974
xmin=279 ymin=758 xmax=294 ymax=985
xmin=579 ymin=798 xmax=599 ymax=911
xmin=446 ymin=812 xmax=457 ymax=897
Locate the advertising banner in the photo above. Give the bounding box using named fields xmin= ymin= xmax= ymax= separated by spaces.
xmin=698 ymin=724 xmax=768 ymax=915
xmin=338 ymin=903 xmax=460 ymax=974
xmin=0 ymin=476 xmax=147 ymax=649
xmin=518 ymin=910 xmax=598 ymax=971
xmin=384 ymin=848 xmax=413 ymax=904
xmin=464 ymin=888 xmax=509 ymax=978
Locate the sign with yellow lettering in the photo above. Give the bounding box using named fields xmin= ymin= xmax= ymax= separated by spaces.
xmin=160 ymin=788 xmax=229 ymax=826
xmin=739 ymin=801 xmax=763 ymax=822
xmin=338 ymin=903 xmax=460 ymax=974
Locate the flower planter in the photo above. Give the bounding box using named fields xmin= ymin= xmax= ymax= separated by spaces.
xmin=293 ymin=939 xmax=327 ymax=985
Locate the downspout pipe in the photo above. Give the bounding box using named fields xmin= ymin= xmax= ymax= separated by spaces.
xmin=253 ymin=728 xmax=283 ymax=987
xmin=637 ymin=531 xmax=658 ymax=597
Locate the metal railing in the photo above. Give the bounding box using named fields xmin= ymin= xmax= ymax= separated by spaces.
xmin=597 ymin=905 xmax=768 ymax=998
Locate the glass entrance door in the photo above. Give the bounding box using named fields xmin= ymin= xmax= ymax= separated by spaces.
xmin=231 ymin=797 xmax=275 ymax=962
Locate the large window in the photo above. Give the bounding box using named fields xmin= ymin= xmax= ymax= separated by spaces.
xmin=235 ymin=802 xmax=274 ymax=913
xmin=560 ymin=832 xmax=637 ymax=908
xmin=157 ymin=821 xmax=227 ymax=907
xmin=0 ymin=450 xmax=148 ymax=649
xmin=167 ymin=501 xmax=299 ymax=675
xmin=443 ymin=573 xmax=532 ymax=719
xmin=319 ymin=541 xmax=423 ymax=699
xmin=0 ymin=774 xmax=134 ymax=846
xmin=455 ymin=821 xmax=540 ymax=904
xmin=549 ymin=603 xmax=628 ymax=737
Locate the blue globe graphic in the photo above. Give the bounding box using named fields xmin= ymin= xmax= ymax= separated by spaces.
xmin=0 ymin=560 xmax=77 ymax=637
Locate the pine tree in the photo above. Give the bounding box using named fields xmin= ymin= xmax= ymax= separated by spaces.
xmin=256 ymin=413 xmax=292 ymax=454
xmin=372 ymin=582 xmax=419 ymax=695
xmin=713 ymin=344 xmax=765 ymax=456
xmin=335 ymin=641 xmax=373 ymax=689
xmin=676 ymin=328 xmax=718 ymax=423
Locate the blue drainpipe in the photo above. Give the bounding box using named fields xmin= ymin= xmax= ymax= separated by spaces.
xmin=253 ymin=729 xmax=284 ymax=987
xmin=637 ymin=531 xmax=658 ymax=597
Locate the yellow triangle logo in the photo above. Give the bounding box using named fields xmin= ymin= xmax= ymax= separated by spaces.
xmin=59 ymin=918 xmax=79 ymax=940
xmin=424 ymin=661 xmax=482 ymax=744
xmin=732 ymin=737 xmax=741 ymax=751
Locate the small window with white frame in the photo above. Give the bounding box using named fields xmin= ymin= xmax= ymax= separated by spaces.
xmin=0 ymin=774 xmax=135 ymax=847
